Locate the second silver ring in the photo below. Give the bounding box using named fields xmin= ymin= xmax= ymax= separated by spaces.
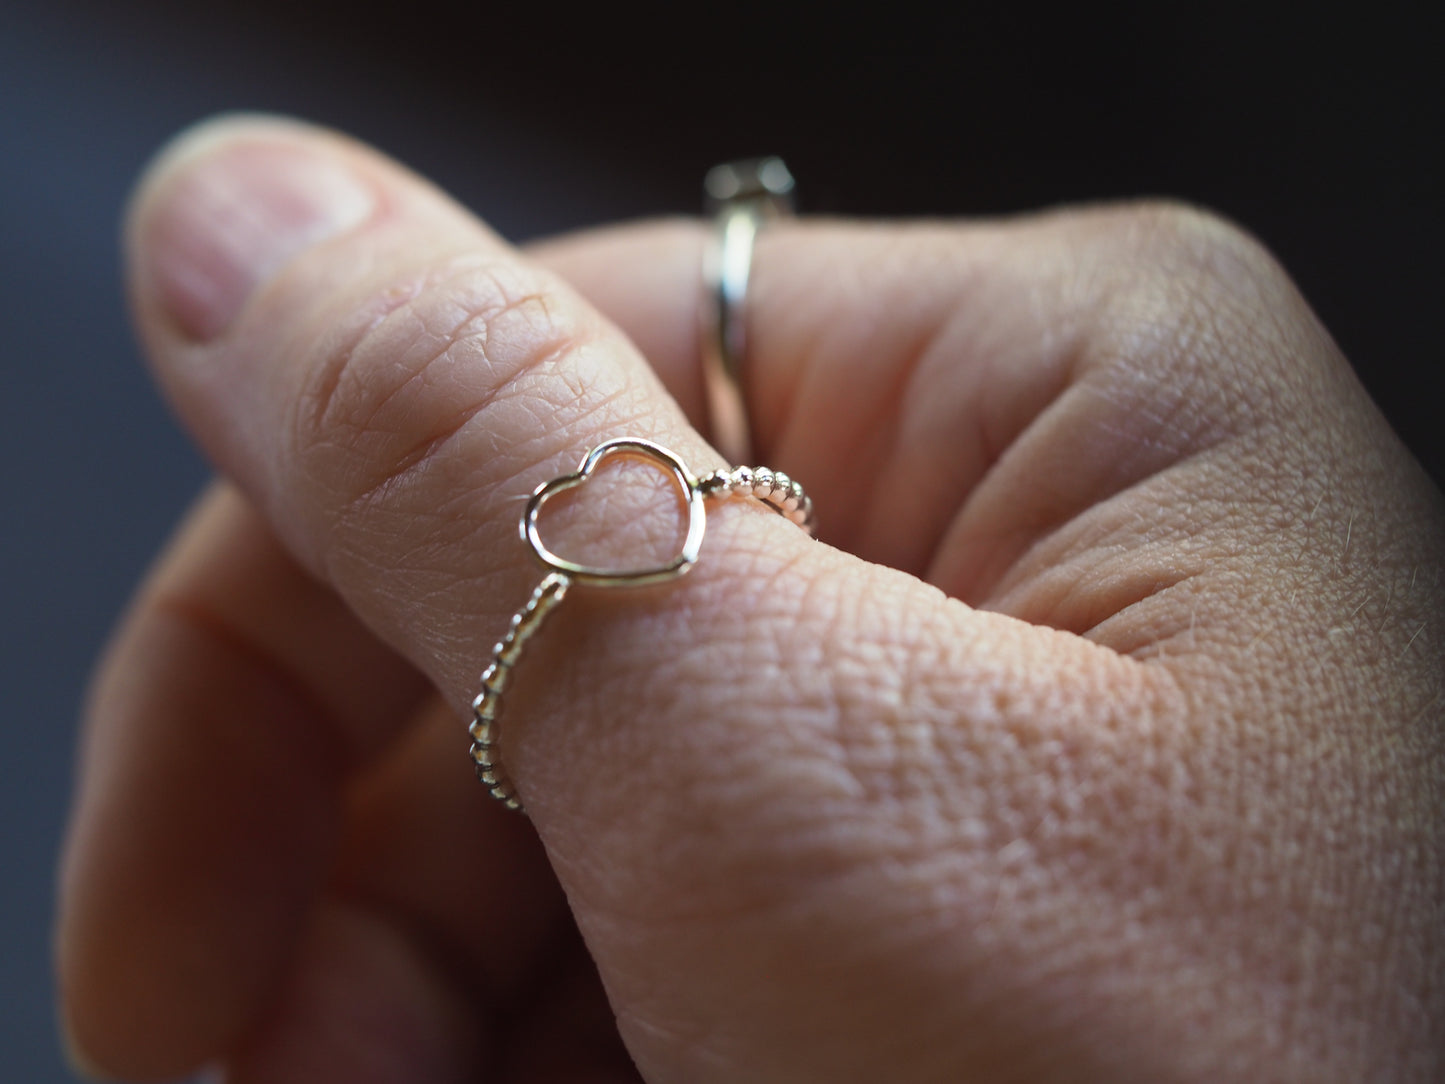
xmin=700 ymin=156 xmax=795 ymax=467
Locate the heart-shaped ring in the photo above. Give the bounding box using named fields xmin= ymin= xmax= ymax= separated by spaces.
xmin=522 ymin=438 xmax=707 ymax=588
xmin=477 ymin=438 xmax=815 ymax=810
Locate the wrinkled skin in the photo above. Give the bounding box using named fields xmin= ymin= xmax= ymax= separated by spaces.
xmin=57 ymin=117 xmax=1443 ymax=1083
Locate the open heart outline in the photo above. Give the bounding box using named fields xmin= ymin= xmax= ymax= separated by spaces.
xmin=522 ymin=438 xmax=707 ymax=587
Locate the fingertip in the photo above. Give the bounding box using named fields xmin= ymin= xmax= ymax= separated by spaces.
xmin=127 ymin=114 xmax=378 ymax=342
xmin=126 ymin=113 xmax=367 ymax=231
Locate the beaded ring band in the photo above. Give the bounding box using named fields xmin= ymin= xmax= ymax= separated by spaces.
xmin=469 ymin=437 xmax=816 ymax=812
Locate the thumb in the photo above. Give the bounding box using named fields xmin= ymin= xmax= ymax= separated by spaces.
xmin=127 ymin=116 xmax=1168 ymax=1079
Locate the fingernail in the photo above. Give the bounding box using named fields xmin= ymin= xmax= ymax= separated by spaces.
xmin=136 ymin=122 xmax=375 ymax=341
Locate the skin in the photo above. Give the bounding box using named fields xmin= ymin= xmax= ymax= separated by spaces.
xmin=55 ymin=115 xmax=1444 ymax=1083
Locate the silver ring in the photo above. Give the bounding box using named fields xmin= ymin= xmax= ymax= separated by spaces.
xmin=700 ymin=157 xmax=795 ymax=466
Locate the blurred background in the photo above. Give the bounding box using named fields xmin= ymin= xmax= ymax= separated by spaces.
xmin=3 ymin=2 xmax=1440 ymax=1079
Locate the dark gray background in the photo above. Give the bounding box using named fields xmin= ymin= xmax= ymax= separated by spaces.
xmin=4 ymin=3 xmax=1440 ymax=1080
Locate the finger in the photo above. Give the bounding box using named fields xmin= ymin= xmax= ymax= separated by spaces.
xmin=530 ymin=217 xmax=1009 ymax=570
xmin=58 ymin=482 xmax=430 ymax=1076
xmin=83 ymin=114 xmax=737 ymax=1079
xmin=59 ymin=481 xmax=570 ymax=1080
xmin=528 ymin=214 xmax=1220 ymax=583
xmin=529 ymin=214 xmax=1434 ymax=614
xmin=127 ymin=115 xmax=722 ymax=703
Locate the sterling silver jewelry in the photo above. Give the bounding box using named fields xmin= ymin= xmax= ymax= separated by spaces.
xmin=700 ymin=157 xmax=795 ymax=466
xmin=470 ymin=438 xmax=815 ymax=812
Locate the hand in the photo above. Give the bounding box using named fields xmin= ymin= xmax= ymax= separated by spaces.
xmin=58 ymin=116 xmax=1444 ymax=1082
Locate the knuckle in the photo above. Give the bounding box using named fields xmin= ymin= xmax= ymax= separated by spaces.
xmin=1117 ymin=198 xmax=1253 ymax=257
xmin=1074 ymin=200 xmax=1321 ymax=437
xmin=1100 ymin=199 xmax=1296 ymax=320
xmin=287 ymin=256 xmax=599 ymax=510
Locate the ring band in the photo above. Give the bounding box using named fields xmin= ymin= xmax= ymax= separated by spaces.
xmin=470 ymin=438 xmax=816 ymax=812
xmin=700 ymin=157 xmax=795 ymax=466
